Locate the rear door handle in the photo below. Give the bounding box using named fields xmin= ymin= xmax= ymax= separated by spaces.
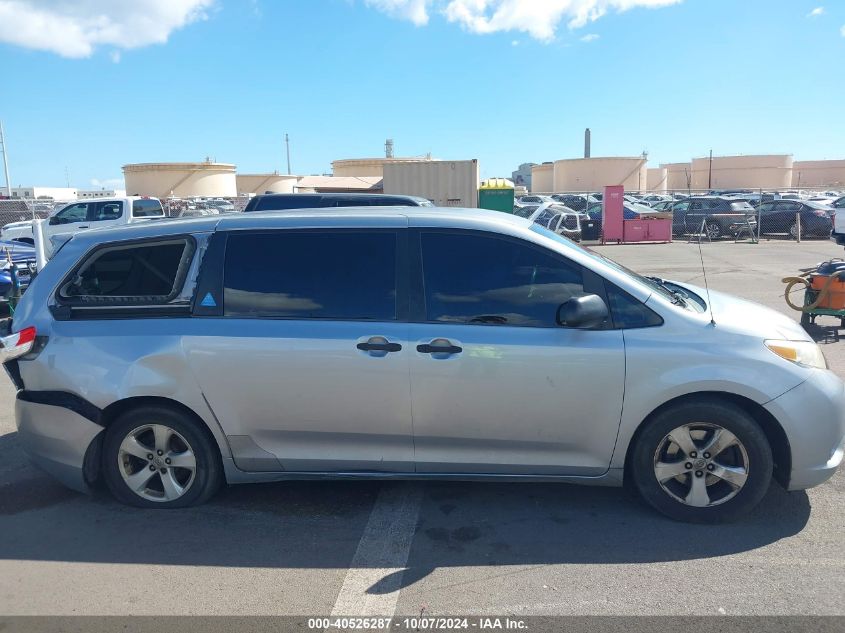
xmin=77 ymin=225 xmax=88 ymax=229
xmin=417 ymin=340 xmax=463 ymax=355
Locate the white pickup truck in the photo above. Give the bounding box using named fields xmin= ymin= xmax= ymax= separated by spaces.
xmin=830 ymin=196 xmax=845 ymax=246
xmin=0 ymin=196 xmax=165 ymax=246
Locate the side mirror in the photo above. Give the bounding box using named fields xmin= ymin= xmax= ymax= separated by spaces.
xmin=557 ymin=294 xmax=608 ymax=329
xmin=48 ymin=216 xmax=61 ymax=226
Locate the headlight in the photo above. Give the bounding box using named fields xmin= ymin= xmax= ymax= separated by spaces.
xmin=765 ymin=340 xmax=828 ymax=369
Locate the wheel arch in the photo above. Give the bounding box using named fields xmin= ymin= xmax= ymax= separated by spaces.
xmin=84 ymin=396 xmax=226 ymax=488
xmin=622 ymin=391 xmax=791 ymax=489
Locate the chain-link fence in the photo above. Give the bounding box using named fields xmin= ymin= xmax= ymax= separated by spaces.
xmin=519 ymin=187 xmax=844 ymax=244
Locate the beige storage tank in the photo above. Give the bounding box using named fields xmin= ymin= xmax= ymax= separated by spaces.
xmin=661 ymin=162 xmax=692 ymax=191
xmin=332 ymin=157 xmax=432 ymax=179
xmin=646 ymin=167 xmax=668 ymax=192
xmin=382 ymin=159 xmax=479 ymax=207
xmin=792 ymin=160 xmax=845 ymax=188
xmin=553 ymin=157 xmax=648 ymax=193
xmin=690 ymin=155 xmax=792 ymax=190
xmin=236 ymin=173 xmax=300 ymax=195
xmin=530 ymin=163 xmax=554 ymax=193
xmin=123 ymin=162 xmax=237 ymax=199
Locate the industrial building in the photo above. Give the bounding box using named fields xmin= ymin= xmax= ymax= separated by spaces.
xmin=511 ymin=163 xmax=536 ymax=190
xmin=530 ymin=163 xmax=554 ymax=193
xmin=383 ymin=159 xmax=479 ymax=207
xmin=331 ymin=157 xmax=432 ymax=179
xmin=8 ymin=186 xmax=77 ymax=199
xmin=122 ymin=161 xmax=237 ymax=198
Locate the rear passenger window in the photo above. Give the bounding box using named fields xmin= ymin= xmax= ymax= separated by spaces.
xmin=420 ymin=232 xmax=585 ymax=327
xmin=132 ymin=199 xmax=164 ymax=217
xmin=223 ymin=231 xmax=397 ymax=320
xmin=59 ymin=238 xmax=195 ymax=305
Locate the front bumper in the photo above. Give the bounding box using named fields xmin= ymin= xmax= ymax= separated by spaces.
xmin=15 ymin=395 xmax=103 ymax=493
xmin=764 ymin=370 xmax=845 ymax=490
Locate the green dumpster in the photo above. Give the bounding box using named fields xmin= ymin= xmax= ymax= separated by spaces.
xmin=478 ymin=178 xmax=515 ymax=213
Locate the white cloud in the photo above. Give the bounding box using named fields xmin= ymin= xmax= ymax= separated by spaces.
xmin=511 ymin=39 xmax=519 ymax=45
xmin=109 ymin=50 xmax=121 ymax=63
xmin=0 ymin=0 xmax=214 ymax=59
xmin=90 ymin=178 xmax=125 ymax=190
xmin=365 ymin=0 xmax=430 ymax=26
xmin=807 ymin=6 xmax=824 ymax=17
xmin=364 ymin=0 xmax=682 ymax=41
xmin=841 ymin=24 xmax=845 ymax=37
xmin=580 ymin=33 xmax=599 ymax=41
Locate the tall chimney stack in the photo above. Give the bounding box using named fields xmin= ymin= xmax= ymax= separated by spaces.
xmin=584 ymin=128 xmax=591 ymax=158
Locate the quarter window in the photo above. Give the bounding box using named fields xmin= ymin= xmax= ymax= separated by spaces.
xmin=223 ymin=231 xmax=397 ymax=320
xmin=420 ymin=232 xmax=585 ymax=327
xmin=59 ymin=238 xmax=194 ymax=305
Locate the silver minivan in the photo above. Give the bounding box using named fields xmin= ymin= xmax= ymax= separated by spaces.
xmin=2 ymin=208 xmax=843 ymax=522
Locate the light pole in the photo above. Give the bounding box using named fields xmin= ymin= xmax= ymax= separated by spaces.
xmin=0 ymin=120 xmax=11 ymax=197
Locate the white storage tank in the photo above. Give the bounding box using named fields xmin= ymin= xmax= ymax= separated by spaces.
xmin=690 ymin=155 xmax=792 ymax=190
xmin=792 ymin=160 xmax=845 ymax=188
xmin=382 ymin=159 xmax=479 ymax=207
xmin=123 ymin=162 xmax=237 ymax=198
xmin=553 ymin=157 xmax=648 ymax=193
xmin=236 ymin=173 xmax=300 ymax=195
xmin=661 ymin=162 xmax=692 ymax=191
xmin=646 ymin=167 xmax=668 ymax=192
xmin=530 ymin=163 xmax=554 ymax=193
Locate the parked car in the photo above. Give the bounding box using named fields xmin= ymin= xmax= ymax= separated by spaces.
xmin=0 ymin=240 xmax=37 ymax=298
xmin=528 ymin=203 xmax=584 ymax=241
xmin=650 ymin=200 xmax=675 ymax=212
xmin=671 ymin=197 xmax=757 ymax=239
xmin=243 ymin=193 xmax=434 ymax=212
xmin=587 ymin=201 xmax=657 ymax=221
xmin=204 ymin=198 xmax=235 ymax=213
xmin=1 ymin=197 xmax=165 ymax=250
xmin=0 ymin=220 xmax=36 ymax=245
xmin=516 ymin=195 xmax=554 ymax=206
xmin=4 ymin=207 xmax=843 ymax=522
xmin=550 ymin=194 xmax=597 ymax=212
xmin=757 ymin=200 xmax=833 ymax=239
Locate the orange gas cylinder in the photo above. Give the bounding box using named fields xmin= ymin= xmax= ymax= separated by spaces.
xmin=811 ymin=274 xmax=845 ymax=309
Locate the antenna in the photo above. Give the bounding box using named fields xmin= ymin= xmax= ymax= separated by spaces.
xmin=696 ymin=236 xmax=716 ymax=325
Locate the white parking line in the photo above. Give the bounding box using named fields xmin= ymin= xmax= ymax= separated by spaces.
xmin=330 ymin=482 xmax=424 ymax=617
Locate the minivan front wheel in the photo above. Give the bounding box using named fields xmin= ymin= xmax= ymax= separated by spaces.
xmin=631 ymin=399 xmax=773 ymax=523
xmin=103 ymin=406 xmax=222 ymax=508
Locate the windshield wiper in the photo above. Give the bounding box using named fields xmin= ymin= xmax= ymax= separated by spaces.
xmin=645 ymin=276 xmax=689 ymax=307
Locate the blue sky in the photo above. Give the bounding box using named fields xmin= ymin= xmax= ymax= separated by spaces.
xmin=0 ymin=0 xmax=843 ymax=189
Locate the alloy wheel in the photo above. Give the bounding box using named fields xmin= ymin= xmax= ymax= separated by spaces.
xmin=652 ymin=423 xmax=750 ymax=507
xmin=117 ymin=424 xmax=197 ymax=502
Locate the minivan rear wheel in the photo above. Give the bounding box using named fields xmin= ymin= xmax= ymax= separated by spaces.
xmin=102 ymin=406 xmax=222 ymax=508
xmin=631 ymin=399 xmax=772 ymax=523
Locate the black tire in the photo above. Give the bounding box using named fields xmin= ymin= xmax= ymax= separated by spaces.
xmin=631 ymin=398 xmax=773 ymax=523
xmin=102 ymin=406 xmax=223 ymax=509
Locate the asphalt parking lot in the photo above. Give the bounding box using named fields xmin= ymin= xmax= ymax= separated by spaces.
xmin=0 ymin=239 xmax=843 ymax=617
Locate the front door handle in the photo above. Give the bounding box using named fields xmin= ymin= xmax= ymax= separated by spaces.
xmin=357 ymin=336 xmax=402 ymax=354
xmin=417 ymin=339 xmax=463 ymax=355
xmin=77 ymin=225 xmax=88 ymax=229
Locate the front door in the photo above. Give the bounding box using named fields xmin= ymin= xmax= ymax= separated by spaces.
xmin=185 ymin=229 xmax=414 ymax=472
xmin=407 ymin=229 xmax=625 ymax=476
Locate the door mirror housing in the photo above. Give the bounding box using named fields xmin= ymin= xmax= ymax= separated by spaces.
xmin=48 ymin=216 xmax=61 ymax=226
xmin=557 ymin=294 xmax=608 ymax=329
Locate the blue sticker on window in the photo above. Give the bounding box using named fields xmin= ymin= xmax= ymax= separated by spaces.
xmin=200 ymin=292 xmax=217 ymax=308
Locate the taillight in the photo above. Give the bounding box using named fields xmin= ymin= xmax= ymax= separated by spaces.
xmin=0 ymin=326 xmax=37 ymax=362
xmin=813 ymin=209 xmax=829 ymax=217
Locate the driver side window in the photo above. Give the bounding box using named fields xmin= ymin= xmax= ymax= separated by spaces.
xmin=51 ymin=203 xmax=90 ymax=225
xmin=420 ymin=231 xmax=586 ymax=328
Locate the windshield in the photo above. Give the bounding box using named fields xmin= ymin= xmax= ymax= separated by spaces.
xmin=530 ymin=223 xmax=703 ymax=310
